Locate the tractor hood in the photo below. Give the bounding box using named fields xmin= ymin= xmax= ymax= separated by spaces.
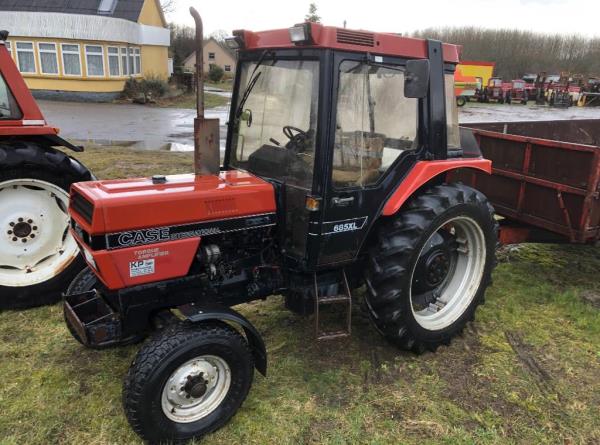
xmin=69 ymin=171 xmax=276 ymax=237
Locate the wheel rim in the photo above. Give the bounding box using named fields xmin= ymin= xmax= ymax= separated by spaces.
xmin=410 ymin=216 xmax=486 ymax=331
xmin=161 ymin=355 xmax=231 ymax=423
xmin=0 ymin=179 xmax=79 ymax=287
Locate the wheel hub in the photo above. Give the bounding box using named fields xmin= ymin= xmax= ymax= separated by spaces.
xmin=8 ymin=218 xmax=38 ymax=243
xmin=424 ymin=251 xmax=450 ymax=287
xmin=184 ymin=374 xmax=208 ymax=399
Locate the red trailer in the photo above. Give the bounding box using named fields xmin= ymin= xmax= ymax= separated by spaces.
xmin=454 ymin=120 xmax=600 ymax=244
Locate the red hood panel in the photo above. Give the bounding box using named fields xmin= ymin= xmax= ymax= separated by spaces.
xmin=70 ymin=170 xmax=276 ymax=234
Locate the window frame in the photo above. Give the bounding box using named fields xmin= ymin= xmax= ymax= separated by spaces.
xmin=37 ymin=42 xmax=59 ymax=76
xmin=120 ymin=47 xmax=129 ymax=76
xmin=4 ymin=40 xmax=13 ymax=59
xmin=133 ymin=47 xmax=141 ymax=76
xmin=61 ymin=43 xmax=83 ymax=77
xmin=15 ymin=41 xmax=37 ymax=74
xmin=224 ymin=64 xmax=231 ymax=72
xmin=107 ymin=45 xmax=121 ymax=77
xmin=84 ymin=44 xmax=106 ymax=77
xmin=208 ymin=52 xmax=216 ymax=61
xmin=330 ymin=57 xmax=420 ymax=191
xmin=0 ymin=72 xmax=23 ymax=120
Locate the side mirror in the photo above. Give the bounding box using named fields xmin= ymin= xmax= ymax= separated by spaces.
xmin=404 ymin=59 xmax=430 ymax=98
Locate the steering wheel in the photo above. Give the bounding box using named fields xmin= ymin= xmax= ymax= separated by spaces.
xmin=283 ymin=126 xmax=308 ymax=141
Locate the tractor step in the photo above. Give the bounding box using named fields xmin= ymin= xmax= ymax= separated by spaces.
xmin=313 ymin=269 xmax=352 ymax=340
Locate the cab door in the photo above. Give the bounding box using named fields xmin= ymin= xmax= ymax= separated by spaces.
xmin=310 ymin=53 xmax=422 ymax=267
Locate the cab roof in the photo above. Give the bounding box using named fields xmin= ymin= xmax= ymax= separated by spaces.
xmin=234 ymin=22 xmax=461 ymax=64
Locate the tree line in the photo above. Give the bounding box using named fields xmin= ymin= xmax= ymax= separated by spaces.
xmin=413 ymin=27 xmax=600 ymax=79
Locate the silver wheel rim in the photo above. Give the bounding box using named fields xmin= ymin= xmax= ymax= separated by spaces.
xmin=161 ymin=355 xmax=231 ymax=423
xmin=0 ymin=179 xmax=78 ymax=287
xmin=410 ymin=216 xmax=486 ymax=331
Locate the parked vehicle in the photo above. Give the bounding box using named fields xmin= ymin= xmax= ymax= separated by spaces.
xmin=0 ymin=32 xmax=91 ymax=309
xmin=481 ymin=77 xmax=511 ymax=103
xmin=506 ymin=79 xmax=528 ymax=104
xmin=454 ymin=120 xmax=599 ymax=244
xmin=64 ymin=14 xmax=498 ymax=443
xmin=454 ymin=73 xmax=481 ymax=106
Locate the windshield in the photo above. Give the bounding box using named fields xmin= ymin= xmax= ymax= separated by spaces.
xmin=230 ymin=59 xmax=319 ymax=189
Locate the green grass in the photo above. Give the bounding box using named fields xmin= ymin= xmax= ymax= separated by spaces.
xmin=1 ymin=148 xmax=599 ymax=444
xmin=156 ymin=91 xmax=229 ymax=109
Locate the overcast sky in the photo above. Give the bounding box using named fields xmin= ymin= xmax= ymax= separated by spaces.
xmin=166 ymin=0 xmax=600 ymax=38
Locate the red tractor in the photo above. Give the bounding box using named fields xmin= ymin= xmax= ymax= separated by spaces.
xmin=0 ymin=32 xmax=92 ymax=309
xmin=506 ymin=79 xmax=528 ymax=104
xmin=64 ymin=14 xmax=498 ymax=443
xmin=480 ymin=77 xmax=511 ymax=103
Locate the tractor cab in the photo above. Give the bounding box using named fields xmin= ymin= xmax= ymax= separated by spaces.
xmin=222 ymin=23 xmax=464 ymax=268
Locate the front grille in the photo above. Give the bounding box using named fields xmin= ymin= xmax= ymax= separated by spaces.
xmin=336 ymin=29 xmax=375 ymax=47
xmin=71 ymin=192 xmax=94 ymax=224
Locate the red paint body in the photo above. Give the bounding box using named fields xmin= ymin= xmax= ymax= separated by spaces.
xmin=70 ymin=170 xmax=276 ymax=289
xmin=0 ymin=42 xmax=58 ymax=137
xmin=382 ymin=159 xmax=492 ymax=216
xmin=235 ymin=23 xmax=461 ymax=63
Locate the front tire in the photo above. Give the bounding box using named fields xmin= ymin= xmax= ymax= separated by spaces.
xmin=123 ymin=321 xmax=254 ymax=443
xmin=364 ymin=183 xmax=498 ymax=353
xmin=0 ymin=142 xmax=93 ymax=310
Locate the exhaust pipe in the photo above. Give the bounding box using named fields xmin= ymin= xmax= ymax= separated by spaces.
xmin=190 ymin=7 xmax=220 ymax=176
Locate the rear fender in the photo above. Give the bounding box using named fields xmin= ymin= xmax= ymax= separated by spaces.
xmin=381 ymin=158 xmax=491 ymax=216
xmin=178 ymin=304 xmax=267 ymax=376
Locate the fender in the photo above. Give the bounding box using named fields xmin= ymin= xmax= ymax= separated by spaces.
xmin=178 ymin=303 xmax=268 ymax=376
xmin=382 ymin=158 xmax=492 ymax=216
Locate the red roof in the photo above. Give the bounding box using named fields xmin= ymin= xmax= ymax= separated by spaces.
xmin=235 ymin=23 xmax=461 ymax=64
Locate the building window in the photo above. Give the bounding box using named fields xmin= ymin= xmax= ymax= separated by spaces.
xmin=4 ymin=41 xmax=12 ymax=59
xmin=208 ymin=52 xmax=215 ymax=60
xmin=61 ymin=44 xmax=82 ymax=76
xmin=107 ymin=46 xmax=120 ymax=76
xmin=85 ymin=45 xmax=105 ymax=77
xmin=134 ymin=47 xmax=141 ymax=75
xmin=128 ymin=47 xmax=135 ymax=76
xmin=120 ymin=47 xmax=129 ymax=75
xmin=38 ymin=42 xmax=59 ymax=75
xmin=16 ymin=42 xmax=36 ymax=73
xmin=224 ymin=65 xmax=231 ymax=72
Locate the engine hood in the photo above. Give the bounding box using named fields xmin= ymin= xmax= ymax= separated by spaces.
xmin=69 ymin=170 xmax=276 ymax=235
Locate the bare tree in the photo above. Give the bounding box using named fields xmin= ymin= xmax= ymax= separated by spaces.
xmin=305 ymin=3 xmax=321 ymax=23
xmin=160 ymin=0 xmax=176 ymax=14
xmin=210 ymin=30 xmax=229 ymax=42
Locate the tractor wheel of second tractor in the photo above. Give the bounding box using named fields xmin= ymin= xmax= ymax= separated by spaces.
xmin=364 ymin=183 xmax=498 ymax=353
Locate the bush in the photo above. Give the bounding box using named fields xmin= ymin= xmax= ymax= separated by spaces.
xmin=121 ymin=75 xmax=168 ymax=102
xmin=208 ymin=64 xmax=224 ymax=83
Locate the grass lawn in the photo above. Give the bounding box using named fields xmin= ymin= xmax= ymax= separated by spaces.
xmin=156 ymin=91 xmax=229 ymax=109
xmin=0 ymin=147 xmax=599 ymax=444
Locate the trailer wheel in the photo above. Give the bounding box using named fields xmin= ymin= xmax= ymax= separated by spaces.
xmin=456 ymin=96 xmax=466 ymax=107
xmin=364 ymin=183 xmax=498 ymax=353
xmin=0 ymin=142 xmax=93 ymax=309
xmin=123 ymin=321 xmax=254 ymax=443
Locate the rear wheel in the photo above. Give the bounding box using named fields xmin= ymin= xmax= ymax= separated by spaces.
xmin=123 ymin=321 xmax=254 ymax=443
xmin=456 ymin=96 xmax=467 ymax=107
xmin=0 ymin=142 xmax=92 ymax=310
xmin=364 ymin=183 xmax=498 ymax=353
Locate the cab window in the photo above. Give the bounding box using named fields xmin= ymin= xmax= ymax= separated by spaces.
xmin=0 ymin=74 xmax=21 ymax=120
xmin=333 ymin=61 xmax=418 ymax=188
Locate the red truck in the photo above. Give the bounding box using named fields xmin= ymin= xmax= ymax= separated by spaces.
xmin=0 ymin=32 xmax=92 ymax=309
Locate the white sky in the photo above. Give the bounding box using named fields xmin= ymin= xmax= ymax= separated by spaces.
xmin=167 ymin=0 xmax=600 ymax=38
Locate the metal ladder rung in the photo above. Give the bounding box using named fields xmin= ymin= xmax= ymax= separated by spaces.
xmin=314 ymin=269 xmax=352 ymax=340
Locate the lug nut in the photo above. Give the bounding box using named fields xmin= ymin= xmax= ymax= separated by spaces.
xmin=18 ymin=218 xmax=23 ymax=222
xmin=7 ymin=230 xmax=12 ymax=235
xmin=21 ymin=239 xmax=27 ymax=243
xmin=12 ymin=237 xmax=17 ymax=242
xmin=27 ymin=219 xmax=33 ymax=224
xmin=30 ymin=234 xmax=35 ymax=239
xmin=9 ymin=222 xmax=14 ymax=227
xmin=33 ymin=226 xmax=38 ymax=230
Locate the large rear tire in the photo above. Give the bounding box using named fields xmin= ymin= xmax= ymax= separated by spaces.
xmin=123 ymin=321 xmax=254 ymax=443
xmin=0 ymin=142 xmax=92 ymax=310
xmin=364 ymin=183 xmax=498 ymax=353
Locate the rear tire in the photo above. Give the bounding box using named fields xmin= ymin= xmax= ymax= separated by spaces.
xmin=364 ymin=183 xmax=498 ymax=353
xmin=0 ymin=142 xmax=92 ymax=310
xmin=123 ymin=321 xmax=254 ymax=443
xmin=456 ymin=96 xmax=466 ymax=107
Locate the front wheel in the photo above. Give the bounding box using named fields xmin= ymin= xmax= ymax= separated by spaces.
xmin=456 ymin=96 xmax=467 ymax=107
xmin=364 ymin=183 xmax=498 ymax=353
xmin=123 ymin=321 xmax=254 ymax=443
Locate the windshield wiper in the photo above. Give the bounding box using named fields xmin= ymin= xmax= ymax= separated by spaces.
xmin=235 ymin=50 xmax=275 ymax=119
